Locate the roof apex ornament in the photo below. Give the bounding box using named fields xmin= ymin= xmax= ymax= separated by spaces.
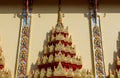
xmin=57 ymin=0 xmax=62 ymax=23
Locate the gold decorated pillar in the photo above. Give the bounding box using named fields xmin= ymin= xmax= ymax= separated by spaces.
xmin=89 ymin=0 xmax=106 ymax=78
xmin=14 ymin=0 xmax=32 ymax=78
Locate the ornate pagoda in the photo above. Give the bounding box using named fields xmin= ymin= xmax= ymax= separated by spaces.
xmin=109 ymin=32 xmax=120 ymax=78
xmin=29 ymin=0 xmax=82 ymax=78
xmin=28 ymin=0 xmax=94 ymax=78
xmin=0 ymin=41 xmax=11 ymax=78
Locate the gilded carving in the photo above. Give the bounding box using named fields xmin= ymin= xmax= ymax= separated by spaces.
xmin=94 ymin=36 xmax=101 ymax=48
xmin=55 ymin=52 xmax=63 ymax=62
xmin=37 ymin=56 xmax=42 ymax=65
xmin=43 ymin=46 xmax=48 ymax=54
xmin=95 ymin=48 xmax=103 ymax=61
xmin=46 ymin=67 xmax=52 ymax=77
xmin=48 ymin=44 xmax=54 ymax=53
xmin=40 ymin=68 xmax=46 ymax=78
xmin=65 ymin=45 xmax=71 ymax=52
xmin=66 ymin=55 xmax=71 ymax=63
xmin=64 ymin=26 xmax=68 ymax=33
xmin=67 ymin=68 xmax=73 ymax=77
xmin=42 ymin=55 xmax=48 ymax=64
xmin=48 ymin=54 xmax=54 ymax=63
xmin=74 ymin=69 xmax=81 ymax=78
xmin=22 ymin=26 xmax=30 ymax=37
xmin=55 ymin=33 xmax=65 ymax=40
xmin=53 ymin=62 xmax=66 ymax=76
xmin=93 ymin=25 xmax=100 ymax=37
xmin=34 ymin=69 xmax=40 ymax=78
xmin=55 ymin=42 xmax=65 ymax=51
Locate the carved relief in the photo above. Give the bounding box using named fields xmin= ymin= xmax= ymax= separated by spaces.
xmin=74 ymin=69 xmax=81 ymax=78
xmin=96 ymin=60 xmax=104 ymax=75
xmin=51 ymin=34 xmax=55 ymax=41
xmin=117 ymin=70 xmax=120 ymax=78
xmin=69 ymin=36 xmax=72 ymax=43
xmin=94 ymin=36 xmax=101 ymax=48
xmin=48 ymin=54 xmax=54 ymax=63
xmin=0 ymin=47 xmax=5 ymax=67
xmin=47 ymin=35 xmax=50 ymax=42
xmin=117 ymin=56 xmax=120 ymax=65
xmin=71 ymin=45 xmax=76 ymax=54
xmin=76 ymin=56 xmax=82 ymax=65
xmin=48 ymin=44 xmax=54 ymax=53
xmin=95 ymin=48 xmax=103 ymax=61
xmin=55 ymin=52 xmax=63 ymax=62
xmin=22 ymin=26 xmax=30 ymax=37
xmin=46 ymin=67 xmax=53 ymax=77
xmin=40 ymin=68 xmax=46 ymax=78
xmin=67 ymin=68 xmax=73 ymax=77
xmin=61 ymin=53 xmax=66 ymax=62
xmin=52 ymin=27 xmax=55 ymax=34
xmin=93 ymin=25 xmax=100 ymax=37
xmin=109 ymin=69 xmax=115 ymax=78
xmin=37 ymin=56 xmax=42 ymax=65
xmin=65 ymin=45 xmax=71 ymax=52
xmin=53 ymin=62 xmax=66 ymax=76
xmin=21 ymin=36 xmax=29 ymax=49
xmin=34 ymin=69 xmax=40 ymax=78
xmin=66 ymin=55 xmax=71 ymax=63
xmin=55 ymin=42 xmax=65 ymax=51
xmin=55 ymin=33 xmax=65 ymax=40
xmin=18 ymin=60 xmax=27 ymax=77
xmin=0 ymin=45 xmax=11 ymax=77
xmin=55 ymin=24 xmax=64 ymax=32
xmin=64 ymin=26 xmax=68 ymax=33
xmin=72 ymin=56 xmax=77 ymax=64
xmin=19 ymin=49 xmax=28 ymax=62
xmin=43 ymin=46 xmax=48 ymax=54
xmin=42 ymin=55 xmax=48 ymax=64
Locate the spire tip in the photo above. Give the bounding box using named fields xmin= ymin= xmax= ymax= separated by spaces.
xmin=57 ymin=0 xmax=62 ymax=23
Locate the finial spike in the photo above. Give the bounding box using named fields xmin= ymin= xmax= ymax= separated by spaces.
xmin=57 ymin=0 xmax=62 ymax=23
xmin=26 ymin=0 xmax=29 ymax=25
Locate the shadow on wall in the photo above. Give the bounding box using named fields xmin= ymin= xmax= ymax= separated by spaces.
xmin=108 ymin=32 xmax=120 ymax=77
xmin=0 ymin=0 xmax=120 ymax=14
xmin=28 ymin=30 xmax=52 ymax=75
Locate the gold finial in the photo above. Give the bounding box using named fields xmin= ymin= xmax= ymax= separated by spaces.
xmin=57 ymin=0 xmax=62 ymax=23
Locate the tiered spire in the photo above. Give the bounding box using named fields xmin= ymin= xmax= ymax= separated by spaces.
xmin=0 ymin=39 xmax=11 ymax=78
xmin=28 ymin=0 xmax=83 ymax=78
xmin=28 ymin=0 xmax=95 ymax=78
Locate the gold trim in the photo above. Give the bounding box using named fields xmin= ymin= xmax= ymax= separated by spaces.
xmin=14 ymin=13 xmax=23 ymax=78
xmin=26 ymin=12 xmax=32 ymax=77
xmin=89 ymin=16 xmax=96 ymax=78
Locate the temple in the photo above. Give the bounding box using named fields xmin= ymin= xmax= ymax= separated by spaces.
xmin=0 ymin=0 xmax=120 ymax=78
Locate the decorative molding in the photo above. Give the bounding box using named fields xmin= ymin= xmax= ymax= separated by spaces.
xmin=15 ymin=0 xmax=32 ymax=77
